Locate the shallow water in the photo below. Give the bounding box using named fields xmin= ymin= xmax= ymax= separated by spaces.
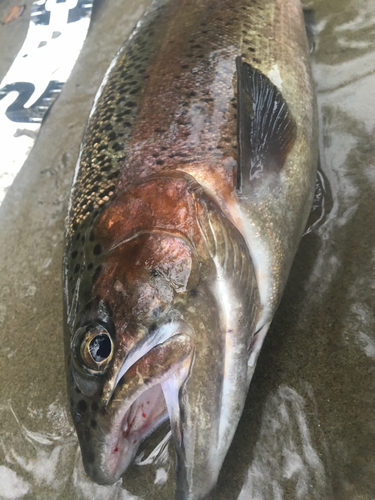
xmin=0 ymin=0 xmax=375 ymax=498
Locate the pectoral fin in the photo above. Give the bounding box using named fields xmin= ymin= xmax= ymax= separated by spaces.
xmin=236 ymin=57 xmax=297 ymax=194
xmin=304 ymin=163 xmax=333 ymax=235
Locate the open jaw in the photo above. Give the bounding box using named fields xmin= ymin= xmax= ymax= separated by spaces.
xmin=84 ymin=327 xmax=194 ymax=485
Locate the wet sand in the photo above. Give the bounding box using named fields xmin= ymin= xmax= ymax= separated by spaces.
xmin=1 ymin=0 xmax=375 ymax=498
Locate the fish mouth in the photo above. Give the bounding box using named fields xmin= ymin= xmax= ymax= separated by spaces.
xmin=86 ymin=324 xmax=194 ymax=485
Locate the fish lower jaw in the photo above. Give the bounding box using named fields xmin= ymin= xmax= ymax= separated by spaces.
xmin=98 ymin=334 xmax=194 ymax=484
xmin=106 ymin=384 xmax=169 ymax=482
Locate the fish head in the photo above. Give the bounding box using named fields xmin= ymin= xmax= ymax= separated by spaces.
xmin=66 ymin=174 xmax=259 ymax=497
xmin=67 ymin=228 xmax=204 ymax=484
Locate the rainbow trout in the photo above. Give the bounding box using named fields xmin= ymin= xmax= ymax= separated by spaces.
xmin=63 ymin=0 xmax=318 ymax=498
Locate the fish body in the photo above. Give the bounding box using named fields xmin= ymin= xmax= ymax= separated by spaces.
xmin=63 ymin=0 xmax=318 ymax=498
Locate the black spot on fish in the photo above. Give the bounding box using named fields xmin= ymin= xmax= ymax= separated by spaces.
xmin=190 ymin=289 xmax=198 ymax=297
xmin=78 ymin=400 xmax=88 ymax=413
xmin=93 ymin=244 xmax=102 ymax=255
xmin=72 ymin=250 xmax=78 ymax=259
xmin=112 ymin=142 xmax=124 ymax=152
xmin=89 ymin=231 xmax=95 ymax=242
xmin=73 ymin=410 xmax=83 ymax=423
xmin=149 ymin=323 xmax=157 ymax=332
xmin=75 ymin=232 xmax=81 ymax=241
xmin=103 ymin=123 xmax=113 ymax=131
xmin=108 ymin=131 xmax=117 ymax=141
xmin=91 ymin=402 xmax=98 ymax=412
xmin=93 ymin=266 xmax=102 ymax=283
xmin=152 ymin=306 xmax=163 ymax=319
xmin=90 ymin=419 xmax=97 ymax=429
xmin=74 ymin=264 xmax=80 ymax=274
xmin=87 ymin=263 xmax=93 ymax=271
xmin=108 ymin=171 xmax=119 ymax=180
xmin=84 ymin=428 xmax=91 ymax=441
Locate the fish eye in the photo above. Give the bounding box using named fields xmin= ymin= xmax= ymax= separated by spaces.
xmin=80 ymin=325 xmax=114 ymax=373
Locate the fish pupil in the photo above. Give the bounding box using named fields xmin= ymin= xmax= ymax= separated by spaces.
xmin=89 ymin=334 xmax=111 ymax=362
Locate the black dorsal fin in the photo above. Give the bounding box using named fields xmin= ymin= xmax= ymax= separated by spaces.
xmin=236 ymin=57 xmax=297 ymax=194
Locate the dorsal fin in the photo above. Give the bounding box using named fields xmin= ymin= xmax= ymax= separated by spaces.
xmin=236 ymin=57 xmax=297 ymax=194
